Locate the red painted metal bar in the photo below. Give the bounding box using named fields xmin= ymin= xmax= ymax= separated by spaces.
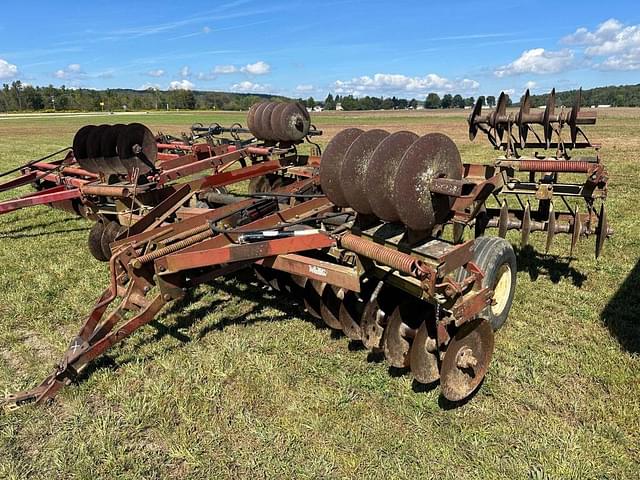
xmin=197 ymin=160 xmax=281 ymax=190
xmin=0 ymin=186 xmax=80 ymax=214
xmin=156 ymin=197 xmax=333 ymax=274
xmin=30 ymin=162 xmax=98 ymax=179
xmin=258 ymin=254 xmax=361 ymax=292
xmin=157 ymin=143 xmax=193 ymax=150
xmin=39 ymin=173 xmax=91 ymax=188
xmin=0 ymin=171 xmax=38 ymax=193
xmin=112 ymin=177 xmax=316 ymax=250
xmin=160 ymin=234 xmax=334 ymax=273
xmin=157 ymin=149 xmax=246 ymax=183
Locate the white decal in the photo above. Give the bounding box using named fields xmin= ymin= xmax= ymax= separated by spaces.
xmin=309 ymin=265 xmax=327 ymax=277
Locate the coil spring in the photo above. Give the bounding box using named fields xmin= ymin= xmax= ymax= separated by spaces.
xmin=133 ymin=229 xmax=213 ymax=267
xmin=340 ymin=233 xmax=428 ymax=279
xmin=518 ymin=160 xmax=590 ymax=173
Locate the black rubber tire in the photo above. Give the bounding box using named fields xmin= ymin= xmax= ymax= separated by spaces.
xmin=455 ymin=236 xmax=517 ymax=331
xmin=100 ymin=221 xmax=124 ymax=261
xmin=88 ymin=221 xmax=108 ymax=262
xmin=248 ymin=176 xmax=270 ymax=194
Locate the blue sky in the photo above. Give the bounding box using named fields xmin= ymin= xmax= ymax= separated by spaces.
xmin=0 ymin=0 xmax=638 ymax=99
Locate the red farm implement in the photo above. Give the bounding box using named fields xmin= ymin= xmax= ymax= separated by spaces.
xmin=0 ymin=91 xmax=611 ymax=410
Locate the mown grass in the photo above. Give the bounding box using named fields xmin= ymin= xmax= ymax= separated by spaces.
xmin=0 ymin=109 xmax=638 ymax=479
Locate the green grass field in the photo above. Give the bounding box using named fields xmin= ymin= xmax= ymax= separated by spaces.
xmin=0 ymin=109 xmax=638 ymax=479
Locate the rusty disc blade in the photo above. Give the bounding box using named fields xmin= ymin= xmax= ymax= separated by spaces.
xmin=247 ymin=102 xmax=262 ymax=134
xmin=320 ymin=285 xmax=343 ymax=330
xmin=73 ymin=125 xmax=99 ymax=173
xmin=409 ymin=320 xmax=440 ymax=384
xmin=303 ymin=280 xmax=325 ymax=319
xmin=252 ymin=265 xmax=281 ymax=291
xmin=340 ymin=129 xmax=390 ymax=215
xmin=468 ymin=97 xmax=483 ymax=141
xmin=339 ymin=290 xmax=365 ymax=340
xmin=277 ymin=102 xmax=310 ymax=142
xmin=100 ymin=221 xmax=123 ymax=260
xmin=88 ymin=221 xmax=108 ymax=262
xmin=518 ymin=89 xmax=531 ymax=148
xmin=440 ymin=318 xmax=494 ymax=402
xmin=595 ymin=203 xmax=608 ymax=259
xmin=319 ymin=128 xmax=364 ymax=207
xmin=360 ymin=296 xmax=386 ymax=349
xmin=117 ymin=123 xmax=158 ymax=175
xmin=101 ymin=124 xmax=127 ymax=174
xmin=248 ymin=102 xmax=268 ymax=139
xmin=257 ymin=102 xmax=279 ymax=141
xmin=382 ymin=300 xmax=423 ymax=368
xmin=360 ymin=283 xmax=403 ymax=350
xmin=269 ymin=103 xmax=289 ymax=141
xmin=393 ymin=133 xmax=463 ymax=232
xmin=87 ymin=125 xmax=111 ymax=175
xmin=366 ymin=131 xmax=419 ymax=222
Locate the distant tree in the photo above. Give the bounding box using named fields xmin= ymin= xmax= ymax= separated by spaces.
xmin=505 ymin=94 xmax=513 ymax=107
xmin=424 ymin=93 xmax=441 ymax=109
xmin=408 ymin=98 xmax=418 ymax=109
xmin=324 ymin=93 xmax=335 ymax=110
xmin=381 ymin=97 xmax=394 ymax=110
xmin=464 ymin=96 xmax=475 ymax=107
xmin=452 ymin=94 xmax=465 ymax=108
xmin=306 ymin=96 xmax=315 ymax=108
xmin=441 ymin=94 xmax=453 ymax=109
xmin=340 ymin=95 xmax=358 ymax=111
xmin=486 ymin=95 xmax=496 ymax=107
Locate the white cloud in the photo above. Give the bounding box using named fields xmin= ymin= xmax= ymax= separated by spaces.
xmin=0 ymin=58 xmax=18 ymax=79
xmin=214 ymin=64 xmax=238 ymax=74
xmin=241 ymin=61 xmax=271 ymax=75
xmin=53 ymin=63 xmax=84 ymax=79
xmin=169 ymin=79 xmax=195 ymax=90
xmin=562 ymin=18 xmax=640 ymax=71
xmin=146 ymin=69 xmax=165 ymax=77
xmin=295 ymin=84 xmax=314 ymax=93
xmin=494 ymin=48 xmax=574 ymax=77
xmin=562 ymin=19 xmax=624 ymax=46
xmin=231 ymin=80 xmax=269 ymax=93
xmin=332 ymin=72 xmax=479 ymax=96
xmin=525 ymin=80 xmax=537 ymax=90
xmin=203 ymin=26 xmax=211 ymax=34
xmin=179 ymin=66 xmax=191 ymax=78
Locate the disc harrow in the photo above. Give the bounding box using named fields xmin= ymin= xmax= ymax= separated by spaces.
xmin=467 ymin=87 xmax=611 ymax=258
xmin=0 ymin=102 xmax=324 ymax=262
xmin=0 ymin=88 xmax=612 ymax=412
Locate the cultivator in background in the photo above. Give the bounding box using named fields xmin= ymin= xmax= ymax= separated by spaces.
xmin=0 ymin=102 xmax=323 ymax=261
xmin=467 ymin=88 xmax=611 ymax=257
xmin=0 ymin=90 xmax=611 ymax=411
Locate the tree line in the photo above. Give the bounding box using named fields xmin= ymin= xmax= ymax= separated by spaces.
xmin=0 ymin=82 xmax=285 ymax=112
xmin=527 ymin=84 xmax=640 ymax=108
xmin=1 ymin=81 xmax=639 ymax=113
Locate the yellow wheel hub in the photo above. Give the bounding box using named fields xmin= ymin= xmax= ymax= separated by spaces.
xmin=491 ymin=263 xmax=512 ymax=316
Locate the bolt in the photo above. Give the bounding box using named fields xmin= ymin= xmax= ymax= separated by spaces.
xmin=456 ymin=347 xmax=478 ymax=369
xmin=163 ymin=293 xmax=172 ymax=301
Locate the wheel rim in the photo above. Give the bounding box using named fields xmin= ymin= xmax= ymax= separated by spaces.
xmin=491 ymin=263 xmax=512 ymax=316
